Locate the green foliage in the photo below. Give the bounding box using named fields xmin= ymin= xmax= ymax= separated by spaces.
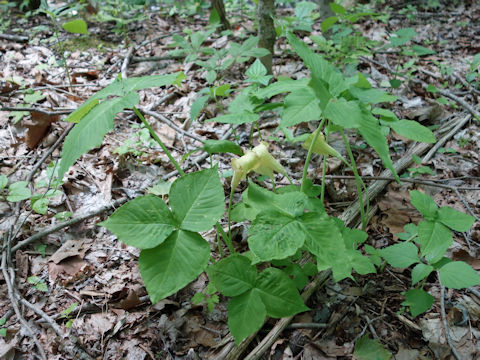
xmin=58 ymin=73 xmax=183 ymax=181
xmin=27 ymin=276 xmax=48 ymax=292
xmin=102 ymin=168 xmax=225 ymax=303
xmin=208 ymin=254 xmax=308 ymax=343
xmin=62 ymin=19 xmax=88 ymax=34
xmin=354 ymin=334 xmax=391 ymax=360
xmin=379 ymin=191 xmax=478 ymax=317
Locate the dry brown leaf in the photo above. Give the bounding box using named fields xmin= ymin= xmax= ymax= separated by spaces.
xmin=50 ymin=239 xmax=86 ymax=264
xmin=48 ymin=256 xmax=90 ymax=285
xmin=24 ymin=110 xmax=58 ymax=148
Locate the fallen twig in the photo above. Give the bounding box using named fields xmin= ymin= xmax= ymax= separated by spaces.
xmin=438 ymin=273 xmax=463 ymax=360
xmin=1 ymin=236 xmax=47 ymax=360
xmin=121 ymin=47 xmax=135 ymax=79
xmin=0 ymin=33 xmax=28 ymax=42
xmin=0 ymin=105 xmax=74 ymax=116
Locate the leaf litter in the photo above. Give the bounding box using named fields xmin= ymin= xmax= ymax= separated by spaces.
xmin=0 ymin=1 xmax=479 ymax=359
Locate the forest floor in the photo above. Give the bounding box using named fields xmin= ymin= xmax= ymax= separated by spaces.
xmin=0 ymin=1 xmax=480 ymax=359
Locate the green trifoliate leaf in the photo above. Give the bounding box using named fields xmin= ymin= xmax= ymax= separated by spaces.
xmin=169 ymin=168 xmax=225 ymax=232
xmin=245 ymin=59 xmax=270 ymax=83
xmin=31 ymin=197 xmax=49 ymax=215
xmin=207 ymin=254 xmax=256 ymax=297
xmin=248 ymin=211 xmax=306 ymax=263
xmin=389 ymin=120 xmax=435 ymax=143
xmin=417 ymin=220 xmax=452 ymax=263
xmin=7 ymin=181 xmax=31 ymax=202
xmin=62 ymin=19 xmax=88 ymax=34
xmin=402 ymin=289 xmax=434 ymax=317
xmin=347 ymin=249 xmax=376 ymax=275
xmin=203 ymin=139 xmax=243 ymax=156
xmin=379 ymin=242 xmax=419 ymax=268
xmin=190 ymin=95 xmax=209 ymax=121
xmin=437 ymin=206 xmax=475 ymax=232
xmin=255 ymin=78 xmax=309 ymax=99
xmin=411 ymin=263 xmax=434 ymax=285
xmin=411 ymin=45 xmax=436 ymax=56
xmin=255 ymin=267 xmax=309 ymax=318
xmin=438 ymin=261 xmax=480 ymax=289
xmin=228 ymin=289 xmax=266 ymax=344
xmin=324 ymin=98 xmax=362 ymax=128
xmin=342 ymin=227 xmax=368 ymax=248
xmin=280 ymin=87 xmax=321 ymax=127
xmin=354 ymin=334 xmax=391 ymax=360
xmin=100 ymin=196 xmax=177 ymax=249
xmin=58 ymin=91 xmax=140 ymax=181
xmin=139 ymin=230 xmax=210 ymax=303
xmin=395 ymin=223 xmax=417 ymax=241
xmin=357 ymin=108 xmax=397 ymax=180
xmin=349 ymin=87 xmax=397 ymax=104
xmin=0 ymin=174 xmax=7 ymax=189
xmin=242 ymin=182 xmax=307 ymax=218
xmin=410 ymin=190 xmax=438 ymax=220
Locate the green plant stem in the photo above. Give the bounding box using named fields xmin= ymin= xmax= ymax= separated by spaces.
xmin=216 ymin=222 xmax=234 ymax=254
xmin=215 ymin=226 xmax=224 ymax=257
xmin=320 ymin=129 xmax=330 ymax=205
xmin=47 ymin=12 xmax=73 ymax=92
xmin=227 ymin=188 xmax=235 ymax=244
xmin=340 ymin=129 xmax=368 ymax=229
xmin=133 ymin=106 xmax=185 ymax=176
xmin=300 ymin=118 xmax=325 ymax=193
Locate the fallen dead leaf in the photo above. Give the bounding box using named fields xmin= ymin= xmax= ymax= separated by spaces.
xmin=48 ymin=256 xmax=90 ymax=285
xmin=50 ymin=239 xmax=86 ymax=264
xmin=24 ymin=110 xmax=59 ymax=148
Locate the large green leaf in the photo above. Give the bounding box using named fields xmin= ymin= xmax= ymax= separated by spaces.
xmin=255 ymin=267 xmax=309 ymax=318
xmin=58 ymin=91 xmax=140 ymax=181
xmin=255 ymin=78 xmax=310 ymax=99
xmin=411 ymin=263 xmax=434 ymax=285
xmin=66 ymin=74 xmax=182 ymax=124
xmin=357 ymin=108 xmax=397 ymax=179
xmin=354 ymin=335 xmax=391 ymax=360
xmin=349 ymin=87 xmax=397 ymax=104
xmin=228 ymin=290 xmax=266 ymax=344
xmin=402 ymin=289 xmax=434 ymax=318
xmin=207 ymin=254 xmax=256 ymax=297
xmin=347 ymin=249 xmax=376 ymax=275
xmin=389 ymin=120 xmax=435 ymax=143
xmin=324 ymin=98 xmax=363 ymax=128
xmin=410 ymin=191 xmax=438 ymax=220
xmin=139 ymin=230 xmax=210 ymax=303
xmin=417 ymin=220 xmax=452 ymax=263
xmin=248 ymin=211 xmax=306 ymax=263
xmin=287 ymin=33 xmax=347 ymax=98
xmin=280 ymin=87 xmax=321 ymax=127
xmin=437 ymin=206 xmax=475 ymax=232
xmin=379 ymin=242 xmax=419 ymax=268
xmin=243 ymin=182 xmax=308 ymax=218
xmin=169 ymin=168 xmax=225 ymax=232
xmin=438 ymin=261 xmax=480 ymax=289
xmin=100 ymin=196 xmax=177 ymax=249
xmin=300 ymin=212 xmax=351 ymax=281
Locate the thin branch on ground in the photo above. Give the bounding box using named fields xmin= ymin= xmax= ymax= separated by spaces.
xmin=1 ymin=236 xmax=47 ymax=360
xmin=121 ymin=47 xmax=135 ymax=79
xmin=438 ymin=273 xmax=463 ymax=360
xmin=0 ymin=105 xmax=74 ymax=115
xmin=324 ymin=175 xmax=479 ymax=191
xmin=141 ymin=108 xmax=204 ymax=142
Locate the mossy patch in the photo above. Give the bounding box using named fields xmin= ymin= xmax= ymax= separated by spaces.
xmin=55 ymin=35 xmax=116 ymax=53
